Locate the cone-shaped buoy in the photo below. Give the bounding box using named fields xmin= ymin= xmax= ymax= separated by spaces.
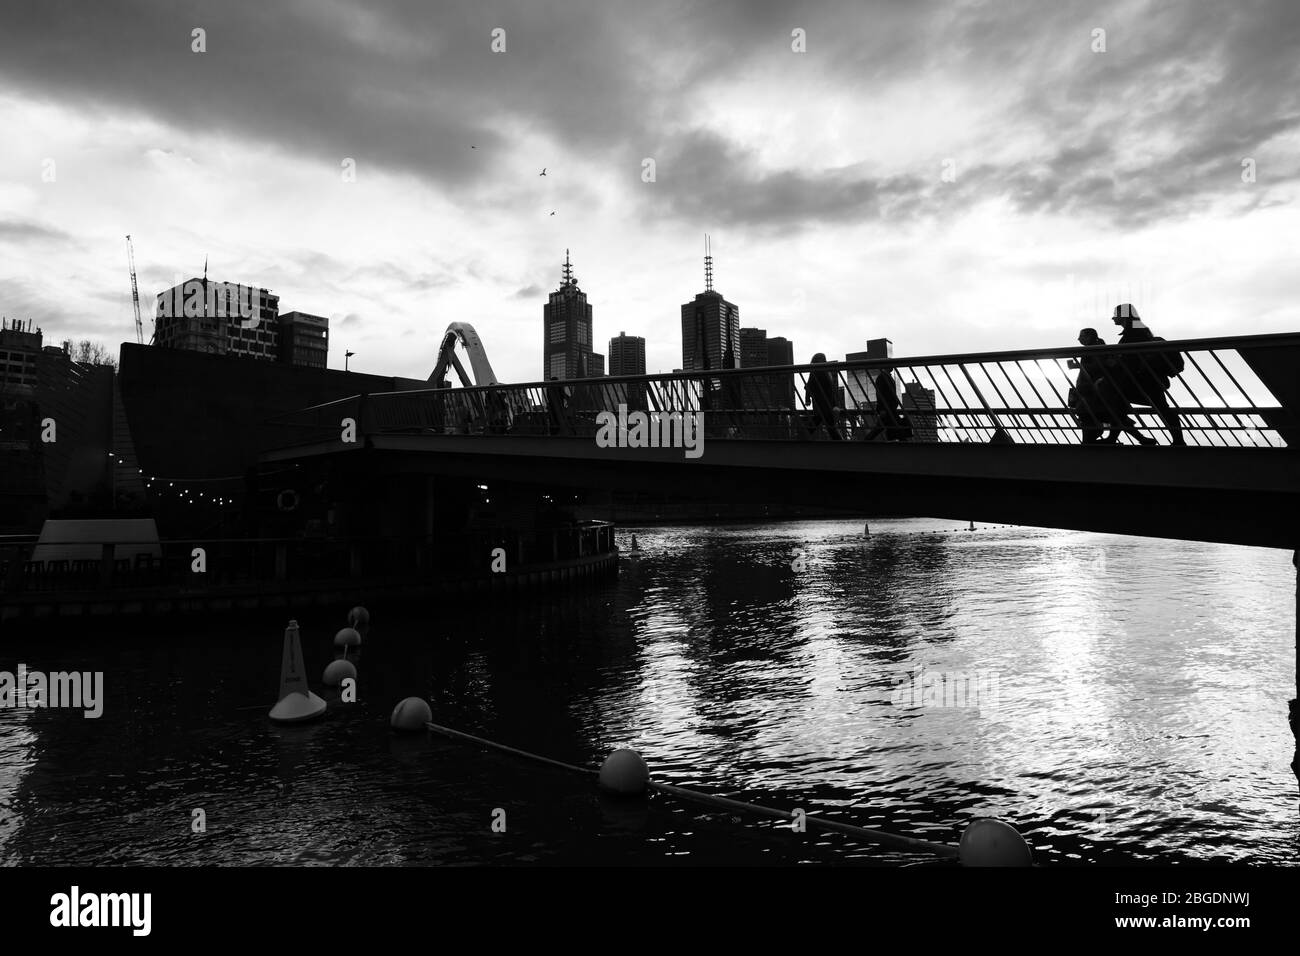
xmin=334 ymin=626 xmax=362 ymax=648
xmin=269 ymin=620 xmax=327 ymax=723
xmin=348 ymin=606 xmax=370 ymax=628
xmin=958 ymin=818 xmax=1032 ymax=866
xmin=864 ymin=522 xmax=870 ymax=537
xmin=628 ymin=535 xmax=640 ymax=554
xmin=598 ymin=748 xmax=649 ymax=796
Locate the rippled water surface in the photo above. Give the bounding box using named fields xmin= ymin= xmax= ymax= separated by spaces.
xmin=1 ymin=519 xmax=1295 ymax=865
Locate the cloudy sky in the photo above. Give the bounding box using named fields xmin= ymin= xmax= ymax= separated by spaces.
xmin=1 ymin=0 xmax=1298 ymax=382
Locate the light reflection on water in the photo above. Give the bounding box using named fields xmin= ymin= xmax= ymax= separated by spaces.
xmin=0 ymin=518 xmax=1295 ymax=865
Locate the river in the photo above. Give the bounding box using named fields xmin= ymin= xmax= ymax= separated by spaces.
xmin=1 ymin=518 xmax=1294 ymax=865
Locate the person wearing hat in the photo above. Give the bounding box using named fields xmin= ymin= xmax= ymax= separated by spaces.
xmin=1110 ymin=304 xmax=1186 ymax=446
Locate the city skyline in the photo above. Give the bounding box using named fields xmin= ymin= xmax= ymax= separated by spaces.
xmin=2 ymin=1 xmax=1297 ymax=385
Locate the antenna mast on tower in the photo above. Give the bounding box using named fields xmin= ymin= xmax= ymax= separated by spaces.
xmin=704 ymin=234 xmax=713 ymax=292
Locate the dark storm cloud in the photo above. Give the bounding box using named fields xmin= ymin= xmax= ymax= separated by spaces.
xmin=646 ymin=0 xmax=1300 ymax=229
xmin=0 ymin=0 xmax=646 ymax=188
xmin=646 ymin=130 xmax=930 ymax=232
xmin=1 ymin=0 xmax=1296 ymax=231
xmin=0 ymin=221 xmax=74 ymax=243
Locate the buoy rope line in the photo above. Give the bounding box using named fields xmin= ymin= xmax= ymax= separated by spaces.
xmin=425 ymin=720 xmax=959 ymax=859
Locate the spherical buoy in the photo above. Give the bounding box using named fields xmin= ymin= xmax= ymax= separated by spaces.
xmin=958 ymin=818 xmax=1032 ymax=867
xmin=390 ymin=696 xmax=432 ymax=732
xmin=348 ymin=606 xmax=370 ymax=628
xmin=323 ymin=659 xmax=357 ymax=687
xmin=334 ymin=626 xmax=361 ymax=648
xmin=598 ymin=748 xmax=649 ymax=796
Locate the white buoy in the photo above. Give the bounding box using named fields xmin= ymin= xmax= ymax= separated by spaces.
xmin=323 ymin=658 xmax=357 ymax=687
xmin=269 ymin=620 xmax=327 ymax=723
xmin=348 ymin=606 xmax=370 ymax=628
xmin=958 ymin=818 xmax=1032 ymax=866
xmin=598 ymin=748 xmax=649 ymax=796
xmin=334 ymin=626 xmax=362 ymax=648
xmin=390 ymin=696 xmax=432 ymax=731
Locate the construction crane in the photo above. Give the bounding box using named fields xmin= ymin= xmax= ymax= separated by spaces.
xmin=125 ymin=234 xmax=144 ymax=345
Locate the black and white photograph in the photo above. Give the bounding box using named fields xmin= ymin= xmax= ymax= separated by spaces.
xmin=1 ymin=0 xmax=1297 ymax=936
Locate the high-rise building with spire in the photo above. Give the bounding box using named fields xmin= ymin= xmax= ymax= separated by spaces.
xmin=542 ymin=250 xmax=601 ymax=379
xmin=680 ymin=235 xmax=739 ymax=378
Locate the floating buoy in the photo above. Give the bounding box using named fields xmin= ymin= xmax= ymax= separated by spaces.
xmin=864 ymin=522 xmax=870 ymax=537
xmin=391 ymin=696 xmax=432 ymax=731
xmin=598 ymin=748 xmax=649 ymax=796
xmin=269 ymin=620 xmax=326 ymax=723
xmin=348 ymin=606 xmax=370 ymax=628
xmin=958 ymin=818 xmax=1032 ymax=867
xmin=628 ymin=535 xmax=640 ymax=554
xmin=323 ymin=659 xmax=357 ymax=687
xmin=334 ymin=626 xmax=362 ymax=648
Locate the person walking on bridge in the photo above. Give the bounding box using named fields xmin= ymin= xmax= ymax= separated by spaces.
xmin=804 ymin=353 xmax=843 ymax=440
xmin=1111 ymin=304 xmax=1186 ymax=446
xmin=546 ymin=376 xmax=571 ymax=436
xmin=1067 ymin=327 xmax=1154 ymax=445
xmin=862 ymin=367 xmax=912 ymax=442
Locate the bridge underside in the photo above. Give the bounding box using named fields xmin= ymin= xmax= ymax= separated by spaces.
xmin=263 ymin=436 xmax=1300 ymax=550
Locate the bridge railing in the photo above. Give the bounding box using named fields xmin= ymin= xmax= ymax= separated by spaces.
xmin=267 ymin=333 xmax=1298 ymax=448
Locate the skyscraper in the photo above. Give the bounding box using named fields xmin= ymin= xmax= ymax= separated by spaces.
xmin=738 ymin=327 xmax=769 ymax=408
xmin=607 ymin=332 xmax=646 ymax=376
xmin=542 ymin=250 xmax=596 ymax=380
xmin=609 ymin=331 xmax=647 ymax=410
xmin=680 ymin=236 xmax=739 ymax=376
xmin=765 ymin=334 xmax=795 ymax=409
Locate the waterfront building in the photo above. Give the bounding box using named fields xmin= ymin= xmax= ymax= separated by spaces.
xmin=154 ymin=277 xmax=281 ymax=361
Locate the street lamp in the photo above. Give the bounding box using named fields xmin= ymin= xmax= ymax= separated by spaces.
xmin=345 ymin=350 xmax=355 ymax=371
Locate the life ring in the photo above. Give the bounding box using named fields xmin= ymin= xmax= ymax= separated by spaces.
xmin=277 ymin=489 xmax=300 ymax=512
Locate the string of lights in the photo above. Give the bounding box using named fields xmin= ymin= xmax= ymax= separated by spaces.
xmin=107 ymin=452 xmax=241 ymax=507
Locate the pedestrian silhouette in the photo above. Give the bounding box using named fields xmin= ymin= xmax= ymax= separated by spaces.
xmin=1110 ymin=304 xmax=1186 ymax=445
xmin=1067 ymin=327 xmax=1154 ymax=444
xmin=862 ymin=367 xmax=912 ymax=441
xmin=803 ymin=353 xmax=843 ymax=440
xmin=546 ymin=376 xmax=571 ymax=436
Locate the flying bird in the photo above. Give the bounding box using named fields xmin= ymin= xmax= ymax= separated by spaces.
xmin=539 ymin=168 xmax=547 ymax=176
xmin=550 ymin=211 xmax=556 ymax=216
xmin=471 ymin=145 xmax=478 ymax=149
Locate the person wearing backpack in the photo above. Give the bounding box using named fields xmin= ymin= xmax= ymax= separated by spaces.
xmin=1110 ymin=304 xmax=1186 ymax=446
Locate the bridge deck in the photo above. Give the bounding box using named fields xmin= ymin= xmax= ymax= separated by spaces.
xmin=263 ymin=333 xmax=1300 ymax=550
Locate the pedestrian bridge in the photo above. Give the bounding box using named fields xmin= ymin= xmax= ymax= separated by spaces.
xmin=264 ymin=332 xmax=1300 ymax=550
